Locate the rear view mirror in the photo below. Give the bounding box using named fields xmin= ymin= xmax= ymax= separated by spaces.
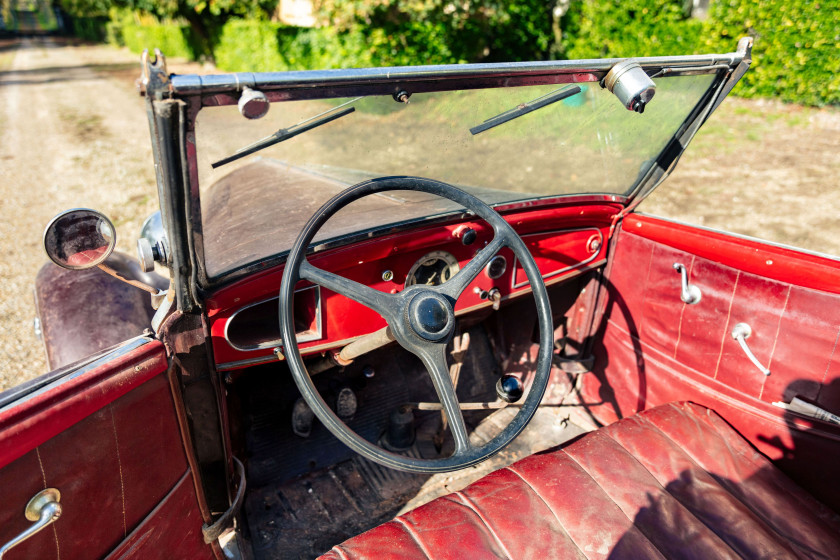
xmin=43 ymin=209 xmax=116 ymax=270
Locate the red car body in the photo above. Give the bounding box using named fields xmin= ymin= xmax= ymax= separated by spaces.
xmin=2 ymin=37 xmax=839 ymax=559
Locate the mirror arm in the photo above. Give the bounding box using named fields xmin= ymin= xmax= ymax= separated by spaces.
xmin=96 ymin=261 xmax=163 ymax=296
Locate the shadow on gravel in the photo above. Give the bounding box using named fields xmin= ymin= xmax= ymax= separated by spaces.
xmin=0 ymin=36 xmax=94 ymax=53
xmin=0 ymin=63 xmax=137 ymax=87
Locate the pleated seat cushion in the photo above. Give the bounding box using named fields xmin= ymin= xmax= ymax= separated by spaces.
xmin=319 ymin=402 xmax=840 ymax=559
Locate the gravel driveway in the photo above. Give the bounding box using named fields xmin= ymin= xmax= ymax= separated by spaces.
xmin=0 ymin=36 xmax=187 ymax=390
xmin=1 ymin=35 xmax=837 ymax=392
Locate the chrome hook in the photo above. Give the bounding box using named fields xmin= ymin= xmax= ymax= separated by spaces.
xmin=673 ymin=263 xmax=702 ymax=305
xmin=731 ymin=323 xmax=771 ymax=376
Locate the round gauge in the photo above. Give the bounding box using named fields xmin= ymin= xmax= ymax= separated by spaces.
xmin=485 ymin=255 xmax=508 ymax=279
xmin=405 ymin=251 xmax=460 ymax=287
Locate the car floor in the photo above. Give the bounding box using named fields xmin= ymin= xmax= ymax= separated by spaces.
xmin=243 ymin=406 xmax=588 ymax=559
xmin=233 ymin=320 xmax=590 ymax=558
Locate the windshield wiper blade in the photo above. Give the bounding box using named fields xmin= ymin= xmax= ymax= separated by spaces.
xmin=212 ymin=100 xmax=359 ymax=169
xmin=469 ymin=85 xmax=582 ymax=136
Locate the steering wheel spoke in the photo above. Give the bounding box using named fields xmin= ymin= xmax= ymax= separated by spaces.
xmin=438 ymin=234 xmax=508 ymax=300
xmin=416 ymin=345 xmax=472 ymax=454
xmin=300 ymin=259 xmax=395 ymax=320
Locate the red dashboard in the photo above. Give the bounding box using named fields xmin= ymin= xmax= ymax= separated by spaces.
xmin=205 ymin=201 xmax=621 ymax=370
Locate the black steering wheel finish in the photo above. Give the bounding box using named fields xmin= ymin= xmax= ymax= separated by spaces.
xmin=279 ymin=177 xmax=554 ymax=473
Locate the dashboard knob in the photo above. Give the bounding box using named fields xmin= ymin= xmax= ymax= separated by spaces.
xmin=461 ymin=228 xmax=477 ymax=245
xmin=453 ymin=225 xmax=477 ymax=245
xmin=487 ymin=288 xmax=502 ymax=310
xmin=496 ymin=375 xmax=524 ymax=403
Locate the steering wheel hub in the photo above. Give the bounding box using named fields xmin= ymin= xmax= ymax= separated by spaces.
xmin=407 ymin=292 xmax=454 ymax=341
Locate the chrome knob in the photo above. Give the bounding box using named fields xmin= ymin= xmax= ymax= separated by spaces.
xmin=238 ymin=87 xmax=269 ymax=119
xmin=137 ymin=237 xmax=168 ymax=273
xmin=496 ymin=375 xmax=524 ymax=403
xmin=137 ymin=238 xmax=156 ymax=273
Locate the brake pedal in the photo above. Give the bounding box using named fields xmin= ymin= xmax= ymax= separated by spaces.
xmin=292 ymin=398 xmax=315 ymax=438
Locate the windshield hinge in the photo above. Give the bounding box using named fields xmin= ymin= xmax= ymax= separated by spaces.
xmin=609 ymin=208 xmax=630 ymax=238
xmin=140 ymin=48 xmax=172 ymax=100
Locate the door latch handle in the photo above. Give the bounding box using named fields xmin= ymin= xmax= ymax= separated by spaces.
xmin=672 ymin=263 xmax=701 ymax=304
xmin=731 ymin=323 xmax=771 ymax=376
xmin=0 ymin=488 xmax=62 ymax=558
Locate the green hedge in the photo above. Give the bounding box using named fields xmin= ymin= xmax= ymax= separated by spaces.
xmin=562 ymin=0 xmax=703 ymax=59
xmin=121 ymin=24 xmax=196 ymax=59
xmin=213 ymin=19 xmax=453 ymax=72
xmin=121 ymin=24 xmax=197 ymax=60
xmin=214 ymin=20 xmax=283 ymax=72
xmin=70 ymin=17 xmax=109 ymax=42
xmin=88 ymin=0 xmax=839 ymax=106
xmin=703 ymin=0 xmax=840 ymax=106
xmin=106 ymin=10 xmax=204 ymax=60
xmin=563 ymin=0 xmax=839 ymax=106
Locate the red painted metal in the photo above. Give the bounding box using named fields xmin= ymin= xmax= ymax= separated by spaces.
xmin=0 ymin=340 xmax=169 ymax=470
xmin=627 ymin=214 xmax=840 ymax=294
xmin=0 ymin=368 xmax=202 ymax=559
xmin=104 ymin=470 xmax=216 ymax=560
xmin=207 ymin=202 xmax=621 ymax=368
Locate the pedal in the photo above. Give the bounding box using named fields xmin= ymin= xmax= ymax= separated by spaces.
xmin=292 ymin=398 xmax=315 ymax=438
xmin=336 ymin=387 xmax=358 ymax=420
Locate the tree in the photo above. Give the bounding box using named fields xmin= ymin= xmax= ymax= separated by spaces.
xmin=313 ymin=0 xmax=556 ymax=64
xmin=56 ymin=0 xmax=278 ymax=58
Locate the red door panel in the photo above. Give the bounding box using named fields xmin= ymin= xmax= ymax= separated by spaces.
xmin=105 ymin=471 xmax=211 ymax=560
xmin=640 ymin=242 xmax=691 ymax=357
xmin=715 ymin=271 xmax=789 ymax=396
xmin=0 ymin=340 xmax=215 ymax=559
xmin=765 ymin=286 xmax=840 ymax=405
xmin=584 ymin=214 xmax=840 ymax=511
xmin=675 ymin=257 xmax=739 ymax=377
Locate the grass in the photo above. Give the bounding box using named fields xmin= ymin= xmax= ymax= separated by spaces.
xmin=0 ymin=52 xmax=12 ymax=72
xmin=683 ymin=98 xmax=840 ymax=159
xmin=58 ymin=108 xmax=106 ymax=142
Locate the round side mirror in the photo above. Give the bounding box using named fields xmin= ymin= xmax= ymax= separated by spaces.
xmin=43 ymin=209 xmax=116 ymax=270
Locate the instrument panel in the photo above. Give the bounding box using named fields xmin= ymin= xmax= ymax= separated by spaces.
xmin=206 ymin=202 xmax=619 ymax=370
xmin=405 ymin=251 xmax=460 ymax=287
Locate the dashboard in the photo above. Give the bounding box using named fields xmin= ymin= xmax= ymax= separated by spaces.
xmin=205 ymin=201 xmax=621 ymax=371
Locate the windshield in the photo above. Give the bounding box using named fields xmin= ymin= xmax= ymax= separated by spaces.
xmin=195 ymin=73 xmax=715 ymax=278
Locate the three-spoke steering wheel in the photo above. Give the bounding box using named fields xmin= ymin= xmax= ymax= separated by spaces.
xmin=279 ymin=177 xmax=553 ymax=473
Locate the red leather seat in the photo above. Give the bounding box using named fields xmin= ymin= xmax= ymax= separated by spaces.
xmin=320 ymin=402 xmax=840 ymax=559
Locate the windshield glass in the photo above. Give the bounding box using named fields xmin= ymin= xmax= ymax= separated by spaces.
xmin=195 ymin=73 xmax=715 ymax=278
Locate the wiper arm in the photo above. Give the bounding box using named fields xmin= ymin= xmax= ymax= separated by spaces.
xmin=212 ymin=98 xmax=359 ymax=169
xmin=469 ymin=85 xmax=582 ymax=136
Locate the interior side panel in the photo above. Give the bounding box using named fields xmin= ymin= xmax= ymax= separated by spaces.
xmin=0 ymin=342 xmax=214 ymax=559
xmin=582 ymin=215 xmax=840 ymax=512
xmin=104 ymin=471 xmax=212 ymax=560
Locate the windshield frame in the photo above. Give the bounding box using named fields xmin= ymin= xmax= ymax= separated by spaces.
xmin=143 ymin=40 xmax=752 ymax=302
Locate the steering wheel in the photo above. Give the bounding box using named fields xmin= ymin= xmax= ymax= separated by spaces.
xmin=279 ymin=177 xmax=553 ymax=473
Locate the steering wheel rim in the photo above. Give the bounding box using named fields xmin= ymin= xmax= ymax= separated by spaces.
xmin=279 ymin=176 xmax=554 ymax=473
